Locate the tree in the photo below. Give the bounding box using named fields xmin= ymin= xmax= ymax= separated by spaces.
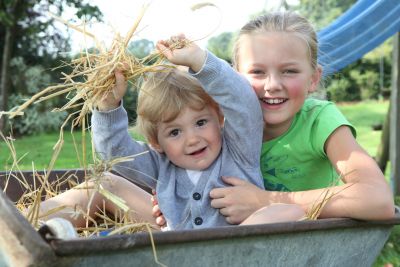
xmin=128 ymin=39 xmax=155 ymax=59
xmin=294 ymin=0 xmax=393 ymax=102
xmin=207 ymin=32 xmax=235 ymax=64
xmin=0 ymin=0 xmax=102 ymax=133
xmin=296 ymin=0 xmax=356 ymax=30
xmin=205 ymin=1 xmax=298 ymax=65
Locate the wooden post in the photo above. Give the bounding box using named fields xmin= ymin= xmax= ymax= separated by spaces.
xmin=390 ymin=32 xmax=400 ymax=195
xmin=376 ymin=102 xmax=390 ymax=172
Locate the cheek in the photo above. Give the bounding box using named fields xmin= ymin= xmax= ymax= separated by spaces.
xmin=207 ymin=123 xmax=223 ymax=145
xmin=162 ymin=142 xmax=180 ymax=159
xmin=247 ymin=79 xmax=263 ymax=95
xmin=157 ymin=137 xmax=176 ymax=154
xmin=286 ymin=79 xmax=309 ymax=98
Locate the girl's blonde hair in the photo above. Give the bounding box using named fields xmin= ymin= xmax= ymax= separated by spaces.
xmin=135 ymin=68 xmax=221 ymax=144
xmin=232 ymin=11 xmax=319 ymax=71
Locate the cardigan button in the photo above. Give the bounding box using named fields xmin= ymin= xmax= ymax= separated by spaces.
xmin=193 ymin=192 xmax=201 ymax=200
xmin=194 ymin=217 xmax=203 ymax=225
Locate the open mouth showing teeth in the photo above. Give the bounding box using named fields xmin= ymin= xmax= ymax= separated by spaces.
xmin=189 ymin=147 xmax=206 ymax=156
xmin=262 ymin=98 xmax=287 ymax=105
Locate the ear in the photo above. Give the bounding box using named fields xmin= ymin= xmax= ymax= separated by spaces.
xmin=219 ymin=116 xmax=225 ymax=128
xmin=149 ymin=139 xmax=164 ymax=153
xmin=218 ymin=110 xmax=225 ymax=127
xmin=308 ymin=65 xmax=322 ymax=93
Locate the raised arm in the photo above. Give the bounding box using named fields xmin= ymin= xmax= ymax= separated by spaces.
xmin=156 ymin=35 xmax=207 ymax=73
xmin=91 ymin=70 xmax=159 ymax=189
xmin=157 ymin=35 xmax=264 ymax=171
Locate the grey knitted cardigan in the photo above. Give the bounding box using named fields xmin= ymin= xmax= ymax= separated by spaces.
xmin=92 ymin=52 xmax=264 ymax=230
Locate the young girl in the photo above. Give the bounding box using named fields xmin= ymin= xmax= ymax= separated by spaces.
xmin=153 ymin=11 xmax=395 ymax=227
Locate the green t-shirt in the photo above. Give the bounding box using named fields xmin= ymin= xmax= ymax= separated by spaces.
xmin=260 ymin=98 xmax=356 ymax=192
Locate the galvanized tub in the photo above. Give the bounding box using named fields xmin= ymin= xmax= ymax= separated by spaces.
xmin=1 ymin=170 xmax=399 ymax=267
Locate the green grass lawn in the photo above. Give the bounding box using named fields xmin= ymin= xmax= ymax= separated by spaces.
xmin=0 ymin=129 xmax=146 ymax=170
xmin=338 ymin=100 xmax=391 ymax=180
xmin=0 ymin=131 xmax=93 ymax=170
xmin=337 ymin=100 xmax=389 ymax=157
xmin=0 ymin=99 xmax=398 ymax=265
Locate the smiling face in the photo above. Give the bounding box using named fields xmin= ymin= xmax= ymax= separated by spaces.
xmin=151 ymin=105 xmax=223 ymax=171
xmin=237 ymin=32 xmax=321 ymax=141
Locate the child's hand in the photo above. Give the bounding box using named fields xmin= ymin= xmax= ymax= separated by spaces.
xmin=151 ymin=190 xmax=167 ymax=228
xmin=97 ymin=68 xmax=128 ymax=111
xmin=156 ymin=34 xmax=207 ymax=73
xmin=210 ymin=176 xmax=266 ymax=224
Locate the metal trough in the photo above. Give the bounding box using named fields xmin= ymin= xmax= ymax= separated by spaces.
xmin=0 ymin=170 xmax=399 ymax=267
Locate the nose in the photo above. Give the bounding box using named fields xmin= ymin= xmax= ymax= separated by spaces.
xmin=185 ymin=129 xmax=200 ymax=146
xmin=263 ymin=73 xmax=282 ymax=94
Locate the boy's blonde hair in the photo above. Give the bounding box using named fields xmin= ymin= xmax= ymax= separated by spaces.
xmin=232 ymin=11 xmax=319 ymax=71
xmin=135 ymin=68 xmax=221 ymax=144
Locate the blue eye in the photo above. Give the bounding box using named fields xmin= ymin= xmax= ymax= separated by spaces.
xmin=250 ymin=69 xmax=264 ymax=75
xmin=169 ymin=129 xmax=180 ymax=137
xmin=283 ymin=69 xmax=298 ymax=74
xmin=197 ymin=119 xmax=207 ymax=127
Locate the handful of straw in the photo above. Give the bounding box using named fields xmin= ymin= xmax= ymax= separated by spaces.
xmin=0 ymin=4 xmax=190 ymax=174
xmin=2 ymin=5 xmax=164 ymax=128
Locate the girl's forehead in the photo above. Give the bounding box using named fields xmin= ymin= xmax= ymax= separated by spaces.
xmin=238 ymin=32 xmax=312 ymax=64
xmin=247 ymin=32 xmax=307 ymax=46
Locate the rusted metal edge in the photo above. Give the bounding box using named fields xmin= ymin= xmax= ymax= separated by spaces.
xmin=52 ymin=209 xmax=400 ymax=256
xmin=0 ymin=169 xmax=86 ymax=202
xmin=0 ymin=169 xmax=151 ymax=202
xmin=0 ymin=190 xmax=57 ymax=266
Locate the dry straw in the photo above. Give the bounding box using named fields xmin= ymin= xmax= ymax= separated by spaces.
xmin=0 ymin=3 xmax=203 ymax=124
xmin=1 ymin=4 xmax=176 ymax=164
xmin=304 ymin=171 xmax=356 ymax=220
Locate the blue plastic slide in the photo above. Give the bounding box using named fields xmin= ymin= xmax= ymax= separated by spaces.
xmin=317 ymin=0 xmax=400 ymax=76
